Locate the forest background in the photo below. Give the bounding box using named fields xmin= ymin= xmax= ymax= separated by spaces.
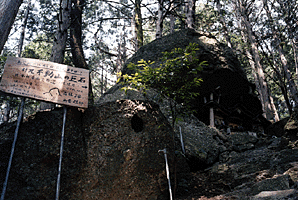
xmin=0 ymin=0 xmax=297 ymax=124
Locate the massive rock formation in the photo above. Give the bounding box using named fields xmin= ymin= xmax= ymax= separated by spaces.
xmin=102 ymin=28 xmax=272 ymax=174
xmin=98 ymin=29 xmax=298 ymax=199
xmin=120 ymin=28 xmax=269 ymax=130
xmin=101 ymin=28 xmax=272 ymax=173
xmin=2 ymin=29 xmax=297 ymax=200
xmin=100 ymin=86 xmax=225 ymax=171
xmin=0 ymin=100 xmax=184 ymax=199
xmin=2 ymin=105 xmax=298 ymax=200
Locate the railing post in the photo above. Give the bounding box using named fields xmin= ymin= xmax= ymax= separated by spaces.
xmin=1 ymin=97 xmax=25 ymax=200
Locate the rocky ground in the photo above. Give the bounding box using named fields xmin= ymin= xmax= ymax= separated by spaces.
xmin=174 ymin=131 xmax=298 ymax=200
xmin=1 ymin=103 xmax=298 ymax=199
xmin=101 ymin=87 xmax=298 ymax=199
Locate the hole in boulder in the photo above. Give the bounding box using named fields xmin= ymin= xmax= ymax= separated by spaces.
xmin=131 ymin=114 xmax=144 ymax=133
xmin=186 ymin=156 xmax=214 ymax=172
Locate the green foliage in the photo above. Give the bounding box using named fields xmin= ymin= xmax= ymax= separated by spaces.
xmin=21 ymin=34 xmax=52 ymax=61
xmin=196 ymin=3 xmax=218 ymax=33
xmin=118 ymin=43 xmax=206 ymax=122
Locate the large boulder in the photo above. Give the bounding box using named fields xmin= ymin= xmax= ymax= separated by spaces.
xmin=249 ymin=174 xmax=291 ymax=196
xmin=227 ymin=132 xmax=258 ymax=152
xmin=100 ymin=87 xmax=222 ymax=171
xmin=102 ymin=29 xmax=271 ymax=173
xmin=285 ymin=107 xmax=298 ymax=140
xmin=121 ymin=28 xmax=268 ymax=128
xmin=122 ymin=29 xmax=245 ymax=78
xmin=78 ymin=100 xmax=179 ymax=199
xmin=265 ymin=117 xmax=290 ymax=137
xmin=175 ymin=115 xmax=222 ymax=171
xmin=0 ymin=100 xmax=182 ymax=199
xmin=206 ymin=147 xmax=298 ymax=200
xmin=0 ymin=108 xmax=86 ymax=200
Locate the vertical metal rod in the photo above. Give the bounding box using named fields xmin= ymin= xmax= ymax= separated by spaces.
xmin=1 ymin=97 xmax=25 ymax=200
xmin=179 ymin=126 xmax=185 ymax=155
xmin=55 ymin=106 xmax=67 ymax=200
xmin=210 ymin=93 xmax=214 ymax=127
xmin=159 ymin=148 xmax=173 ymax=200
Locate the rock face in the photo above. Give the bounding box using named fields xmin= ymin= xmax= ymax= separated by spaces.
xmin=0 ymin=100 xmax=181 ymax=199
xmin=121 ymin=28 xmax=269 ymax=129
xmin=77 ymin=100 xmax=178 ymax=199
xmin=100 ymin=87 xmax=223 ymax=171
xmin=181 ymin=133 xmax=298 ymax=200
xmin=175 ymin=116 xmax=221 ymax=171
xmin=285 ymin=107 xmax=298 ymax=140
xmin=0 ymin=108 xmax=86 ymax=200
xmin=1 ymin=102 xmax=298 ymax=200
xmin=103 ymin=28 xmax=272 ymax=175
xmin=265 ymin=117 xmax=290 ymax=137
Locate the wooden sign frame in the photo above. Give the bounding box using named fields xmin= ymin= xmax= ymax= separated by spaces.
xmin=0 ymin=56 xmax=89 ymax=108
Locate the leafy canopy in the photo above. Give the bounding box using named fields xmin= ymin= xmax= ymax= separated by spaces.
xmin=118 ymin=43 xmax=206 ymax=107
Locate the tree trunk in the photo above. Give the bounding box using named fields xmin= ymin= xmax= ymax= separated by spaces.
xmin=291 ymin=38 xmax=298 ymax=83
xmin=70 ymin=0 xmax=94 ymax=105
xmin=271 ymin=53 xmax=293 ymax=116
xmin=262 ymin=0 xmax=298 ymax=105
xmin=261 ymin=38 xmax=293 ymax=116
xmin=215 ymin=0 xmax=233 ymax=48
xmin=17 ymin=0 xmax=31 ymax=57
xmin=280 ymin=82 xmax=293 ymax=115
xmin=116 ymin=25 xmax=127 ymax=73
xmin=170 ymin=14 xmax=175 ymax=33
xmin=134 ymin=0 xmax=143 ymax=50
xmin=2 ymin=98 xmax=10 ymax=123
xmin=277 ymin=44 xmax=298 ymax=103
xmin=156 ymin=0 xmax=164 ymax=38
xmin=241 ymin=30 xmax=265 ymax=113
xmin=246 ymin=28 xmax=274 ymax=121
xmin=51 ymin=0 xmax=71 ymax=64
xmin=269 ymin=90 xmax=279 ymax=122
xmin=235 ymin=0 xmax=275 ymax=120
xmin=169 ymin=1 xmax=175 ymax=34
xmin=185 ymin=0 xmax=196 ymax=29
xmin=4 ymin=1 xmax=32 ymax=123
xmin=0 ymin=0 xmax=23 ymax=54
xmin=70 ymin=0 xmax=87 ymax=69
xmin=169 ymin=0 xmax=180 ymax=33
xmin=40 ymin=0 xmax=71 ymax=110
xmin=2 ymin=1 xmax=30 ymax=123
xmin=101 ymin=66 xmax=104 ymax=95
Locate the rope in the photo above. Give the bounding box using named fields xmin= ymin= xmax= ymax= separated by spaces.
xmin=1 ymin=97 xmax=25 ymax=200
xmin=55 ymin=106 xmax=67 ymax=200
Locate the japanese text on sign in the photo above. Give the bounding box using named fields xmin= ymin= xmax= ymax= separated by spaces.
xmin=0 ymin=56 xmax=89 ymax=108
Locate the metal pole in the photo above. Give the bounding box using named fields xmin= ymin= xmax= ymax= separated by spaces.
xmin=1 ymin=97 xmax=25 ymax=200
xmin=179 ymin=126 xmax=185 ymax=155
xmin=210 ymin=93 xmax=214 ymax=127
xmin=55 ymin=106 xmax=67 ymax=200
xmin=158 ymin=148 xmax=173 ymax=200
